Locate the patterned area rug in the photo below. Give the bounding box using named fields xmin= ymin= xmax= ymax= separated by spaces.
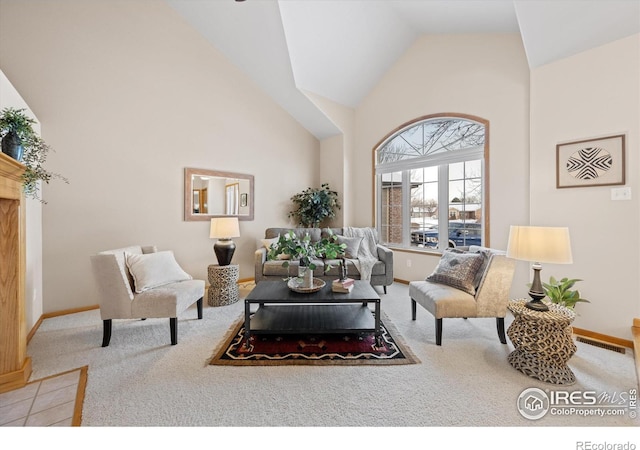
xmin=209 ymin=313 xmax=420 ymax=366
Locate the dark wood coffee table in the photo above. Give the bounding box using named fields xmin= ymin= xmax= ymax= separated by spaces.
xmin=244 ymin=280 xmax=381 ymax=348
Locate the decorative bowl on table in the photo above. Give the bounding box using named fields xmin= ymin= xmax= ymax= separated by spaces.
xmin=287 ymin=278 xmax=326 ymax=293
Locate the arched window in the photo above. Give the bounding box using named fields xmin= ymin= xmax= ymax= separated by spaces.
xmin=374 ymin=114 xmax=489 ymax=251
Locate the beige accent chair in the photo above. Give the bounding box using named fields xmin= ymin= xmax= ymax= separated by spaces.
xmin=409 ymin=246 xmax=516 ymax=346
xmin=90 ymin=245 xmax=204 ymax=347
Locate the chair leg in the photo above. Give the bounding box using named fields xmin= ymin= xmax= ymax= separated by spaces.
xmin=497 ymin=317 xmax=507 ymax=344
xmin=411 ymin=299 xmax=417 ymax=320
xmin=170 ymin=318 xmax=177 ymax=345
xmin=435 ymin=318 xmax=442 ymax=346
xmin=383 ymin=285 xmax=387 ymax=294
xmin=197 ymin=297 xmax=203 ymax=320
xmin=101 ymin=319 xmax=112 ymax=347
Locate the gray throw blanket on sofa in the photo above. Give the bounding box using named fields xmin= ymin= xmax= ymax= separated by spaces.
xmin=344 ymin=227 xmax=378 ymax=281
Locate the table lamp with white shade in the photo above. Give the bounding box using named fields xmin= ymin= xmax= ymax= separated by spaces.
xmin=210 ymin=217 xmax=240 ymax=266
xmin=506 ymin=225 xmax=573 ymax=312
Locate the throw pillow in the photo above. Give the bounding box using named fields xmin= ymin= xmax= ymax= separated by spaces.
xmin=426 ymin=250 xmax=485 ymax=296
xmin=448 ymin=248 xmax=491 ymax=290
xmin=337 ymin=235 xmax=363 ymax=259
xmin=261 ymin=237 xmax=278 ymax=250
xmin=125 ymin=251 xmax=192 ymax=293
xmin=472 ymin=249 xmax=491 ymax=289
xmin=263 ymin=236 xmax=290 ymax=260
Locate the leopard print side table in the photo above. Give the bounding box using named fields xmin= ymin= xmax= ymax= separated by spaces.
xmin=507 ymin=299 xmax=577 ymax=385
xmin=208 ymin=264 xmax=239 ymax=307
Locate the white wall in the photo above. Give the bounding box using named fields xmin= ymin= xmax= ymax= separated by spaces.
xmin=305 ymin=90 xmax=356 ymax=227
xmin=0 ymin=69 xmax=43 ymax=332
xmin=354 ymin=34 xmax=531 ymax=292
xmin=530 ymin=34 xmax=640 ymax=339
xmin=0 ymin=0 xmax=319 ymax=313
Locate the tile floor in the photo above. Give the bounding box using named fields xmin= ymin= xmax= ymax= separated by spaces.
xmin=0 ymin=368 xmax=83 ymax=426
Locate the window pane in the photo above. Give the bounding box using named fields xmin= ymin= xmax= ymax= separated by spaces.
xmin=377 ymin=118 xmax=485 ymax=163
xmin=449 ymin=179 xmax=465 ymax=204
xmin=449 ymin=162 xmax=464 ymax=181
xmin=465 ymin=159 xmax=481 ymax=178
xmin=447 ymin=220 xmax=482 ymax=247
xmin=465 ymin=178 xmax=482 ymax=206
xmin=380 ymin=171 xmax=403 ymax=244
xmin=423 ymin=165 xmax=438 ymax=182
xmin=409 ymin=168 xmax=438 ymax=248
xmin=446 ymin=160 xmax=482 ymax=247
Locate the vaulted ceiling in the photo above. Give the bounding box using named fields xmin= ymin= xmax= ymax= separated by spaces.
xmin=166 ymin=0 xmax=640 ymax=139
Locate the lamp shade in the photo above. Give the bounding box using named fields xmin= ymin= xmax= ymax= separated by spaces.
xmin=506 ymin=226 xmax=573 ymax=264
xmin=209 ymin=217 xmax=240 ymax=239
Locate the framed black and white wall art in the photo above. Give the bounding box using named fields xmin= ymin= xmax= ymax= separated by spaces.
xmin=556 ymin=134 xmax=625 ymax=189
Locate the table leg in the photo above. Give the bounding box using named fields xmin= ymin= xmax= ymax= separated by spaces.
xmin=374 ymin=299 xmax=382 ymax=346
xmin=244 ymin=299 xmax=251 ymax=349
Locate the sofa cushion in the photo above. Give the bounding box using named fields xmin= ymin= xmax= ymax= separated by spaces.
xmin=263 ymin=259 xmax=325 ymax=277
xmin=409 ymin=280 xmax=477 ymax=318
xmin=323 ymin=258 xmax=385 ymax=278
xmin=125 ymin=250 xmax=192 ymax=293
xmin=426 ymin=250 xmax=485 ymax=296
xmin=337 ymin=235 xmax=363 ymax=259
xmin=132 ymin=279 xmax=205 ymax=317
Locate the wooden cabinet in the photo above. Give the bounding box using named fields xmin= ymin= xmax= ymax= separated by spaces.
xmin=0 ymin=152 xmax=31 ymax=394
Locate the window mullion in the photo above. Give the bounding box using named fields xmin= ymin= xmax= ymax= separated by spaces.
xmin=438 ymin=164 xmax=449 ymax=251
xmin=375 ymin=174 xmax=382 ymax=238
xmin=402 ymin=170 xmax=411 ymax=247
xmin=375 ymin=146 xmax=483 ymax=174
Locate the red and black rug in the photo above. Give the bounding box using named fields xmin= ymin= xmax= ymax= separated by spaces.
xmin=209 ymin=314 xmax=420 ymax=366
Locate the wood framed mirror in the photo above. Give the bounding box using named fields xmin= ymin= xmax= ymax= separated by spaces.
xmin=184 ymin=167 xmax=254 ymax=221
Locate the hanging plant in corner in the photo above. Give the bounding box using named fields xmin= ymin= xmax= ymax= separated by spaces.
xmin=0 ymin=107 xmax=68 ymax=203
xmin=288 ymin=183 xmax=340 ymax=228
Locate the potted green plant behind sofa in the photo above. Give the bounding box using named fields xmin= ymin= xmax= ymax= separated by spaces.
xmin=288 ymin=183 xmax=340 ymax=228
xmin=0 ymin=107 xmax=68 ymax=203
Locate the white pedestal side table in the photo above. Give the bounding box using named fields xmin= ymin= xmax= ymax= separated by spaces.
xmin=208 ymin=264 xmax=239 ymax=307
xmin=507 ymin=299 xmax=577 ymax=385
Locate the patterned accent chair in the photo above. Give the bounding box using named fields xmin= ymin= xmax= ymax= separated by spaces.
xmin=409 ymin=246 xmax=516 ymax=345
xmin=90 ymin=245 xmax=204 ymax=347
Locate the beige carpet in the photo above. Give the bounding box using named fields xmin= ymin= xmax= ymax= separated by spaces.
xmin=21 ymin=282 xmax=639 ymax=444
